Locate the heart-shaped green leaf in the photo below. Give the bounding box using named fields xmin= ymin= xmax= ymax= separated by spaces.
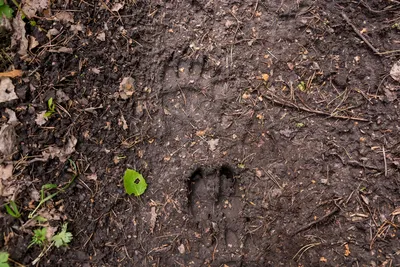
xmin=123 ymin=169 xmax=147 ymax=196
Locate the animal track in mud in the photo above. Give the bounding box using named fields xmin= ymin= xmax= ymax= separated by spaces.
xmin=163 ymin=56 xmax=209 ymax=91
xmin=187 ymin=165 xmax=243 ymax=250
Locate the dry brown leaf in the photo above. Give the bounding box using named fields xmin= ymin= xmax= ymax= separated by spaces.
xmin=35 ymin=111 xmax=47 ymax=126
xmin=111 ymin=3 xmax=125 ymax=12
xmin=262 ymin=73 xmax=269 ymax=81
xmin=320 ymin=257 xmax=327 ymax=262
xmin=150 ymin=206 xmax=157 ymax=233
xmin=22 ymin=0 xmax=50 ymax=18
xmin=53 ymin=11 xmax=74 ymax=23
xmin=12 ymin=12 xmax=29 ymax=57
xmin=0 ymin=78 xmax=18 ymax=103
xmin=0 ymin=164 xmax=15 ymax=198
xmin=41 ymin=136 xmax=77 ymax=162
xmin=119 ymin=77 xmax=135 ymax=99
xmin=390 ymin=60 xmax=400 ymax=82
xmin=28 ymin=36 xmax=39 ymax=50
xmin=0 ymin=70 xmax=23 ymax=78
xmin=0 ymin=109 xmax=18 ymax=159
xmin=344 ymin=244 xmax=351 ymax=257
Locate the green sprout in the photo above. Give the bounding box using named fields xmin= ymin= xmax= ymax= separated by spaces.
xmin=44 ymin=97 xmax=56 ymax=118
xmin=28 ymin=228 xmax=47 ymax=248
xmin=4 ymin=201 xmax=21 ymax=218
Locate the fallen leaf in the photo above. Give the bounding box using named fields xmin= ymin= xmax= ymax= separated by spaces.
xmin=11 ymin=12 xmax=29 ymax=57
xmin=0 ymin=70 xmax=22 ymax=78
xmin=242 ymin=91 xmax=251 ymax=99
xmin=86 ymin=173 xmax=97 ymax=181
xmin=28 ymin=36 xmax=39 ymax=50
xmin=119 ymin=114 xmax=128 ymax=130
xmin=262 ymin=73 xmax=269 ymax=81
xmin=111 ymin=3 xmax=124 ymax=12
xmin=149 ymin=206 xmax=157 ymax=233
xmin=207 ymin=139 xmax=219 ymax=151
xmin=119 ymin=77 xmax=135 ymax=99
xmin=390 ymin=60 xmax=400 ymax=82
xmin=0 ymin=78 xmax=18 ymax=103
xmin=0 ymin=109 xmax=18 ymax=159
xmin=178 ymin=244 xmax=185 ymax=254
xmin=53 ymin=11 xmax=74 ymax=23
xmin=22 ymin=0 xmax=49 ymax=18
xmin=196 ymin=129 xmax=207 ymax=137
xmin=344 ymin=244 xmax=351 ymax=257
xmin=97 ymin=32 xmax=106 ymax=41
xmin=384 ymin=87 xmax=397 ymax=102
xmin=35 ymin=111 xmax=48 ymax=126
xmin=41 ymin=136 xmax=77 ymax=162
xmin=320 ymin=257 xmax=327 ymax=262
xmin=0 ymin=164 xmax=16 ymax=198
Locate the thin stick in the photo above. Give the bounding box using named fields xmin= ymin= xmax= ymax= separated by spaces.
xmin=383 ymin=146 xmax=388 ymax=177
xmin=291 ymin=207 xmax=339 ymax=236
xmin=341 ymin=12 xmax=381 ymax=55
xmin=263 ymin=93 xmax=369 ymax=122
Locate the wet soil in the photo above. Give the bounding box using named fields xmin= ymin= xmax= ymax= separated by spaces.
xmin=1 ymin=0 xmax=400 ymax=266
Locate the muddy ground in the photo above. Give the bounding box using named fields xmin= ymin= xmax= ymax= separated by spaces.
xmin=1 ymin=0 xmax=400 ymax=266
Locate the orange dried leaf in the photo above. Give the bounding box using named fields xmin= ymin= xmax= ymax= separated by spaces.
xmin=320 ymin=257 xmax=327 ymax=262
xmin=344 ymin=244 xmax=351 ymax=257
xmin=262 ymin=73 xmax=269 ymax=81
xmin=0 ymin=70 xmax=23 ymax=78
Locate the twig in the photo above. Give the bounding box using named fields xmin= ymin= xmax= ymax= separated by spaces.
xmin=262 ymin=92 xmax=369 ymax=122
xmin=383 ymin=146 xmax=388 ymax=177
xmin=291 ymin=207 xmax=339 ymax=236
xmin=341 ymin=12 xmax=381 ymax=55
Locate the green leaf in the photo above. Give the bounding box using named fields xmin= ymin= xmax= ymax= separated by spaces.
xmin=52 ymin=223 xmax=72 ymax=248
xmin=0 ymin=252 xmax=8 ymax=263
xmin=123 ymin=169 xmax=147 ymax=196
xmin=0 ymin=0 xmax=4 ymax=6
xmin=0 ymin=4 xmax=13 ymax=19
xmin=297 ymin=81 xmax=306 ymax=92
xmin=295 ymin=122 xmax=305 ymax=128
xmin=5 ymin=201 xmax=21 ymax=218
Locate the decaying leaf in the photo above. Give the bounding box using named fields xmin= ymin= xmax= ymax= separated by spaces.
xmin=53 ymin=11 xmax=74 ymax=23
xmin=0 ymin=78 xmax=18 ymax=103
xmin=119 ymin=77 xmax=135 ymax=99
xmin=0 ymin=164 xmax=14 ymax=197
xmin=207 ymin=139 xmax=219 ymax=151
xmin=41 ymin=136 xmax=77 ymax=162
xmin=111 ymin=3 xmax=125 ymax=12
xmin=390 ymin=60 xmax=400 ymax=82
xmin=22 ymin=0 xmax=49 ymax=19
xmin=384 ymin=87 xmax=397 ymax=102
xmin=344 ymin=244 xmax=351 ymax=257
xmin=96 ymin=32 xmax=106 ymax=41
xmin=0 ymin=109 xmax=19 ymax=159
xmin=149 ymin=206 xmax=157 ymax=233
xmin=35 ymin=111 xmax=48 ymax=126
xmin=12 ymin=12 xmax=28 ymax=57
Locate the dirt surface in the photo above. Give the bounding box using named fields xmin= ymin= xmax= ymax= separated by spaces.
xmin=1 ymin=0 xmax=400 ymax=266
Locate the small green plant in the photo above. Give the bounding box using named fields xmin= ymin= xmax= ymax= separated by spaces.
xmin=0 ymin=251 xmax=9 ymax=267
xmin=4 ymin=201 xmax=21 ymax=218
xmin=28 ymin=228 xmax=47 ymax=248
xmin=44 ymin=97 xmax=56 ymax=118
xmin=0 ymin=0 xmax=13 ymax=19
xmin=123 ymin=169 xmax=147 ymax=196
xmin=297 ymin=81 xmax=306 ymax=92
xmin=29 ymin=160 xmax=77 ymax=218
xmin=295 ymin=122 xmax=305 ymax=128
xmin=52 ymin=223 xmax=72 ymax=248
